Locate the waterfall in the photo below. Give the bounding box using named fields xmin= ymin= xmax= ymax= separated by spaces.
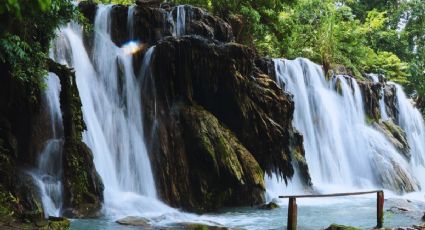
xmin=30 ymin=72 xmax=64 ymax=217
xmin=127 ymin=5 xmax=135 ymax=39
xmin=49 ymin=5 xmax=171 ymax=217
xmin=393 ymin=84 xmax=425 ymax=186
xmin=270 ymin=58 xmax=420 ymax=195
xmin=168 ymin=5 xmax=186 ymax=37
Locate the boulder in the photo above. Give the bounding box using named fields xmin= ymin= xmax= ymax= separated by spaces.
xmin=48 ymin=216 xmax=71 ymax=230
xmin=116 ymin=216 xmax=151 ymax=227
xmin=386 ymin=198 xmax=425 ymax=220
xmin=173 ymin=222 xmax=228 ymax=230
xmin=325 ymin=224 xmax=361 ymax=230
xmin=259 ymin=202 xmax=279 ymax=210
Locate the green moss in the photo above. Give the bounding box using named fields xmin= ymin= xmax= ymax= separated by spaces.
xmin=365 ymin=114 xmax=376 ymax=125
xmin=293 ymin=148 xmax=306 ymax=165
xmin=0 ymin=188 xmax=15 ymax=217
xmin=177 ymin=223 xmax=228 ymax=230
xmin=181 ymin=105 xmax=265 ymax=210
xmin=326 ymin=224 xmax=361 ymax=230
xmin=48 ymin=217 xmax=70 ymax=230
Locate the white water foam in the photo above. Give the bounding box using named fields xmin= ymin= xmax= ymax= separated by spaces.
xmin=30 ymin=72 xmax=64 ymax=218
xmin=268 ymin=58 xmax=423 ymax=200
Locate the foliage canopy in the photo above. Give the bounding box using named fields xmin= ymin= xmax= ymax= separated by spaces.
xmin=174 ymin=0 xmax=424 ymax=99
xmin=1 ymin=0 xmax=424 ymax=106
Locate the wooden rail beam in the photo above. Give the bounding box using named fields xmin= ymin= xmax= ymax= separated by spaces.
xmin=279 ymin=190 xmax=384 ymax=230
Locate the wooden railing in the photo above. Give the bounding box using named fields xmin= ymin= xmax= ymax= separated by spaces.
xmin=279 ymin=190 xmax=384 ymax=230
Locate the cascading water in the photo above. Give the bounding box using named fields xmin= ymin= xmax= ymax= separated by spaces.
xmin=270 ymin=58 xmax=421 ymax=195
xmin=393 ymin=84 xmax=425 ymax=187
xmin=59 ymin=4 xmax=425 ymax=229
xmin=168 ymin=5 xmax=186 ymax=37
xmin=50 ymin=5 xmax=172 ymax=218
xmin=30 ymin=72 xmax=64 ymax=217
xmin=127 ymin=5 xmax=135 ymax=39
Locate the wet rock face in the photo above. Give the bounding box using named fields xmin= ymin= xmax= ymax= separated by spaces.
xmin=140 ymin=36 xmax=303 ymax=211
xmin=373 ymin=120 xmax=410 ymax=159
xmin=357 ymin=79 xmax=397 ymax=121
xmin=0 ymin=64 xmax=50 ymax=222
xmin=48 ymin=61 xmax=104 ymax=218
xmin=180 ymin=106 xmax=265 ymax=210
xmin=78 ymin=2 xmax=233 ymax=48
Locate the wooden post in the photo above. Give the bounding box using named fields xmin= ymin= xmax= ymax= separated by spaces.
xmin=287 ymin=197 xmax=297 ymax=230
xmin=377 ymin=191 xmax=384 ymax=228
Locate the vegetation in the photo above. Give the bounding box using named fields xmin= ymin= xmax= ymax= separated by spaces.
xmin=0 ymin=0 xmax=424 ymax=104
xmin=172 ymin=0 xmax=425 ymax=103
xmin=0 ymin=0 xmax=74 ymax=101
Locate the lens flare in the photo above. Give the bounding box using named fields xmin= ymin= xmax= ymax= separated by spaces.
xmin=122 ymin=40 xmax=144 ymax=55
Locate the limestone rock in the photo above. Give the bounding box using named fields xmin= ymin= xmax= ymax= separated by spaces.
xmin=259 ymin=202 xmax=279 ymax=210
xmin=116 ymin=216 xmax=151 ymax=227
xmin=174 ymin=222 xmax=229 ymax=230
xmin=48 ymin=216 xmax=71 ymax=230
xmin=373 ymin=120 xmax=410 ymax=159
xmin=357 ymin=78 xmax=398 ymax=121
xmin=386 ymin=198 xmax=425 ymax=220
xmin=78 ymin=2 xmax=233 ymax=49
xmin=325 ymin=224 xmax=361 ymax=230
xmin=48 ymin=60 xmax=104 ymax=218
xmin=140 ymin=35 xmax=308 ymax=212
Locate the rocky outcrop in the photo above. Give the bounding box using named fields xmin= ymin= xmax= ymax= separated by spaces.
xmin=139 ymin=36 xmax=307 ymax=211
xmin=116 ymin=216 xmax=151 ymax=227
xmin=259 ymin=202 xmax=279 ymax=210
xmin=0 ymin=59 xmax=85 ymax=228
xmin=373 ymin=120 xmax=410 ymax=159
xmin=357 ymin=78 xmax=397 ymax=121
xmin=78 ymin=2 xmax=233 ymax=46
xmin=76 ymin=1 xmax=308 ymax=212
xmin=48 ymin=60 xmax=103 ymax=218
xmin=325 ymin=224 xmax=361 ymax=230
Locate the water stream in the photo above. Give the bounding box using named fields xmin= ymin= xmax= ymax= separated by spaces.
xmin=272 ymin=58 xmax=422 ymax=193
xmin=30 ymin=72 xmax=64 ymax=218
xmin=42 ymin=4 xmax=425 ymax=229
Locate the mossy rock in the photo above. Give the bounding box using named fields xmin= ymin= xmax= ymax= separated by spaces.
xmin=175 ymin=222 xmax=229 ymax=230
xmin=258 ymin=202 xmax=279 ymax=210
xmin=48 ymin=216 xmax=70 ymax=230
xmin=180 ymin=105 xmax=265 ymax=211
xmin=325 ymin=224 xmax=361 ymax=230
xmin=373 ymin=120 xmax=410 ymax=159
